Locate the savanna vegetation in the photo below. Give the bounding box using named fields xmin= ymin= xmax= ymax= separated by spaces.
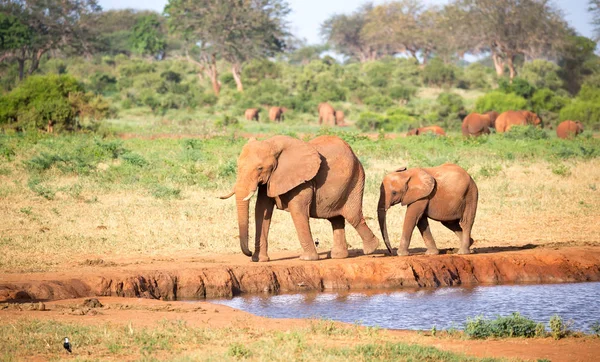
xmin=0 ymin=0 xmax=599 ymax=272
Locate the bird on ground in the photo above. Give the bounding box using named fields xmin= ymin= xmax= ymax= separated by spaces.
xmin=63 ymin=337 xmax=72 ymax=353
xmin=314 ymin=238 xmax=320 ymax=247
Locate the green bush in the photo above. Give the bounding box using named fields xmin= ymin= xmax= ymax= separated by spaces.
xmin=474 ymin=91 xmax=528 ymax=113
xmin=549 ymin=315 xmax=573 ymax=340
xmin=0 ymin=74 xmax=111 ymax=132
xmin=520 ymin=60 xmax=564 ymax=91
xmin=503 ymin=125 xmax=548 ymax=140
xmin=356 ymin=108 xmax=418 ymax=132
xmin=388 ymin=85 xmax=416 ymax=101
xmin=559 ymin=100 xmax=600 ymax=129
xmin=422 ymin=58 xmax=456 ymax=87
xmin=498 ymin=77 xmax=536 ymax=99
xmin=436 ymin=92 xmax=465 ymax=117
xmin=464 ymin=313 xmax=539 ymax=339
xmin=459 ymin=63 xmax=493 ymax=89
xmin=531 ymin=88 xmax=569 ymax=114
xmin=363 ymin=94 xmax=395 ymax=111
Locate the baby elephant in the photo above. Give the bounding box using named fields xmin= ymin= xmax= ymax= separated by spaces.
xmin=377 ymin=164 xmax=478 ymax=256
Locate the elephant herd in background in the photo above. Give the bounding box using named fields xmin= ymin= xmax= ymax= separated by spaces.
xmin=221 ymin=135 xmax=478 ymax=262
xmin=246 ymin=104 xmax=584 ymax=140
xmin=244 ymin=103 xmax=347 ymax=126
xmin=462 ymin=110 xmax=584 ymax=139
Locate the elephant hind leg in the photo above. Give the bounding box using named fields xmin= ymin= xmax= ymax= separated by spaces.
xmin=345 ymin=212 xmax=379 ymax=255
xmin=288 ymin=188 xmax=319 ymax=261
xmin=441 ymin=220 xmax=473 ymax=254
xmin=329 ymin=216 xmax=348 ymax=259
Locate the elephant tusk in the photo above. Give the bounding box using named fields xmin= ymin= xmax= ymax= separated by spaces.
xmin=219 ymin=190 xmax=235 ymax=200
xmin=243 ymin=189 xmax=257 ymax=201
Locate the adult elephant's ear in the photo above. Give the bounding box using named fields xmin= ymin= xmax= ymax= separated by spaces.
xmin=401 ymin=169 xmax=435 ymax=206
xmin=266 ymin=136 xmax=321 ymax=198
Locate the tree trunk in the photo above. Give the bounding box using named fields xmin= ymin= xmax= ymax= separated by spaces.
xmin=18 ymin=59 xmax=25 ymax=81
xmin=491 ymin=52 xmax=505 ymax=76
xmin=232 ymin=63 xmax=243 ymax=92
xmin=506 ymin=55 xmax=516 ymax=81
xmin=207 ymin=53 xmax=221 ymax=96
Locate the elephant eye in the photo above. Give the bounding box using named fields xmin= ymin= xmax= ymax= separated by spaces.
xmin=392 ymin=191 xmax=397 ymax=195
xmin=257 ymin=166 xmax=263 ymax=171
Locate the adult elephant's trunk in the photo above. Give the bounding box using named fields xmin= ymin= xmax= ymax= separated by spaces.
xmin=377 ymin=188 xmax=393 ymax=255
xmin=235 ymin=186 xmax=254 ymax=257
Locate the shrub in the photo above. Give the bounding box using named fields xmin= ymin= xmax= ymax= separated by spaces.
xmin=498 ymin=77 xmax=536 ymax=99
xmin=151 ymin=185 xmax=181 ymax=199
xmin=591 ymin=322 xmax=600 ymax=337
xmin=464 ymin=313 xmax=538 ymax=339
xmin=559 ymin=100 xmax=600 ymax=129
xmin=460 ymin=63 xmax=493 ymax=89
xmin=436 ymin=92 xmax=465 ymax=117
xmin=0 ymin=74 xmax=111 ymax=131
xmin=356 ymin=109 xmax=418 ymax=132
xmin=422 ymin=58 xmax=456 ymax=87
xmin=363 ymin=94 xmax=395 ymax=111
xmin=531 ymin=88 xmax=569 ymax=114
xmin=388 ymin=85 xmax=417 ymax=101
xmin=520 ymin=60 xmax=564 ymax=91
xmin=356 ymin=112 xmax=386 ymax=131
xmin=474 ymin=91 xmax=528 ymax=113
xmin=549 ymin=315 xmax=573 ymax=340
xmin=503 ymin=125 xmax=548 ymax=140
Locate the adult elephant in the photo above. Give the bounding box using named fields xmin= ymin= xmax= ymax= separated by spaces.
xmin=461 ymin=112 xmax=496 ymax=136
xmin=220 ymin=135 xmax=380 ymax=262
xmin=556 ymin=120 xmax=584 ymax=139
xmin=245 ymin=108 xmax=260 ymax=121
xmin=406 ymin=126 xmax=446 ymax=137
xmin=318 ymin=103 xmax=336 ymax=126
xmin=335 ymin=110 xmax=346 ymax=126
xmin=269 ymin=107 xmax=284 ymax=122
xmin=495 ymin=110 xmax=542 ymax=133
xmin=377 ymin=164 xmax=478 ymax=256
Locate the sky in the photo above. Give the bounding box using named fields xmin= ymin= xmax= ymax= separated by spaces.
xmin=98 ymin=0 xmax=596 ymax=44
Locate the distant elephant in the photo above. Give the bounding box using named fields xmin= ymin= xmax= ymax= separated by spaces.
xmin=318 ymin=103 xmax=336 ymax=126
xmin=245 ymin=108 xmax=260 ymax=121
xmin=377 ymin=164 xmax=478 ymax=256
xmin=220 ymin=135 xmax=380 ymax=262
xmin=335 ymin=110 xmax=347 ymax=126
xmin=556 ymin=120 xmax=584 ymax=139
xmin=269 ymin=107 xmax=284 ymax=122
xmin=485 ymin=111 xmax=499 ymax=128
xmin=406 ymin=126 xmax=446 ymax=137
xmin=462 ymin=112 xmax=495 ymax=136
xmin=495 ymin=110 xmax=542 ymax=133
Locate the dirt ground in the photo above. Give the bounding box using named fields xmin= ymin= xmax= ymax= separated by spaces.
xmin=1 ymin=296 xmax=599 ymax=362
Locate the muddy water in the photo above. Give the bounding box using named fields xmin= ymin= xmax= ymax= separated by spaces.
xmin=214 ymin=282 xmax=600 ymax=331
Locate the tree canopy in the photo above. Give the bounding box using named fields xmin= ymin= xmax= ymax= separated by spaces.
xmin=164 ymin=0 xmax=290 ymax=94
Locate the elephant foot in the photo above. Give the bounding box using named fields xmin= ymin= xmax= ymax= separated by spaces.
xmin=425 ymin=248 xmax=440 ymax=255
xmin=299 ymin=252 xmax=319 ymax=261
xmin=397 ymin=249 xmax=410 ymax=256
xmin=457 ymin=248 xmax=471 ymax=255
xmin=330 ymin=248 xmax=349 ymax=259
xmin=362 ymin=238 xmax=380 ymax=255
xmin=251 ymin=254 xmax=270 ymax=262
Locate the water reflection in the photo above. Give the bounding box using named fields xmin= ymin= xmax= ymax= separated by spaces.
xmin=213 ymin=282 xmax=600 ymax=331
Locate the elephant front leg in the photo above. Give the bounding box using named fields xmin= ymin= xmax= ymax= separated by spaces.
xmin=253 ymin=188 xmax=275 ymax=262
xmin=417 ymin=217 xmax=439 ymax=255
xmin=329 ymin=216 xmax=348 ymax=259
xmin=398 ymin=200 xmax=427 ymax=256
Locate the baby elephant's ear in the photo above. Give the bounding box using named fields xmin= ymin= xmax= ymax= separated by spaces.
xmin=401 ymin=169 xmax=435 ymax=206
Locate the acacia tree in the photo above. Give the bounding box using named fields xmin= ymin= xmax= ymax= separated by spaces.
xmin=129 ymin=13 xmax=166 ymax=58
xmin=320 ymin=3 xmax=384 ymax=62
xmin=449 ymin=0 xmax=568 ymax=79
xmin=0 ymin=0 xmax=101 ymax=80
xmin=164 ymin=0 xmax=289 ymax=95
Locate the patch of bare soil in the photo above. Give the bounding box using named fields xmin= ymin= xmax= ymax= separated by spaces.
xmin=1 ymin=246 xmax=599 ymax=302
xmin=1 ymin=297 xmax=598 ymax=362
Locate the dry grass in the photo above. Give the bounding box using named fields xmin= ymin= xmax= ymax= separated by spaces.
xmin=1 ymin=152 xmax=598 ymax=272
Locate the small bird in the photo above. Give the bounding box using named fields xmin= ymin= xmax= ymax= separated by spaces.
xmin=63 ymin=337 xmax=72 ymax=353
xmin=314 ymin=238 xmax=320 ymax=247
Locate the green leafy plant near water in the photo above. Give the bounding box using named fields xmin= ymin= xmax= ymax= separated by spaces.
xmin=463 ymin=313 xmax=583 ymax=339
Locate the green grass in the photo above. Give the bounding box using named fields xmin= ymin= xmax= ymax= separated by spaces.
xmin=0 ymin=318 xmax=501 ymax=361
xmin=463 ymin=313 xmax=584 ymax=340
